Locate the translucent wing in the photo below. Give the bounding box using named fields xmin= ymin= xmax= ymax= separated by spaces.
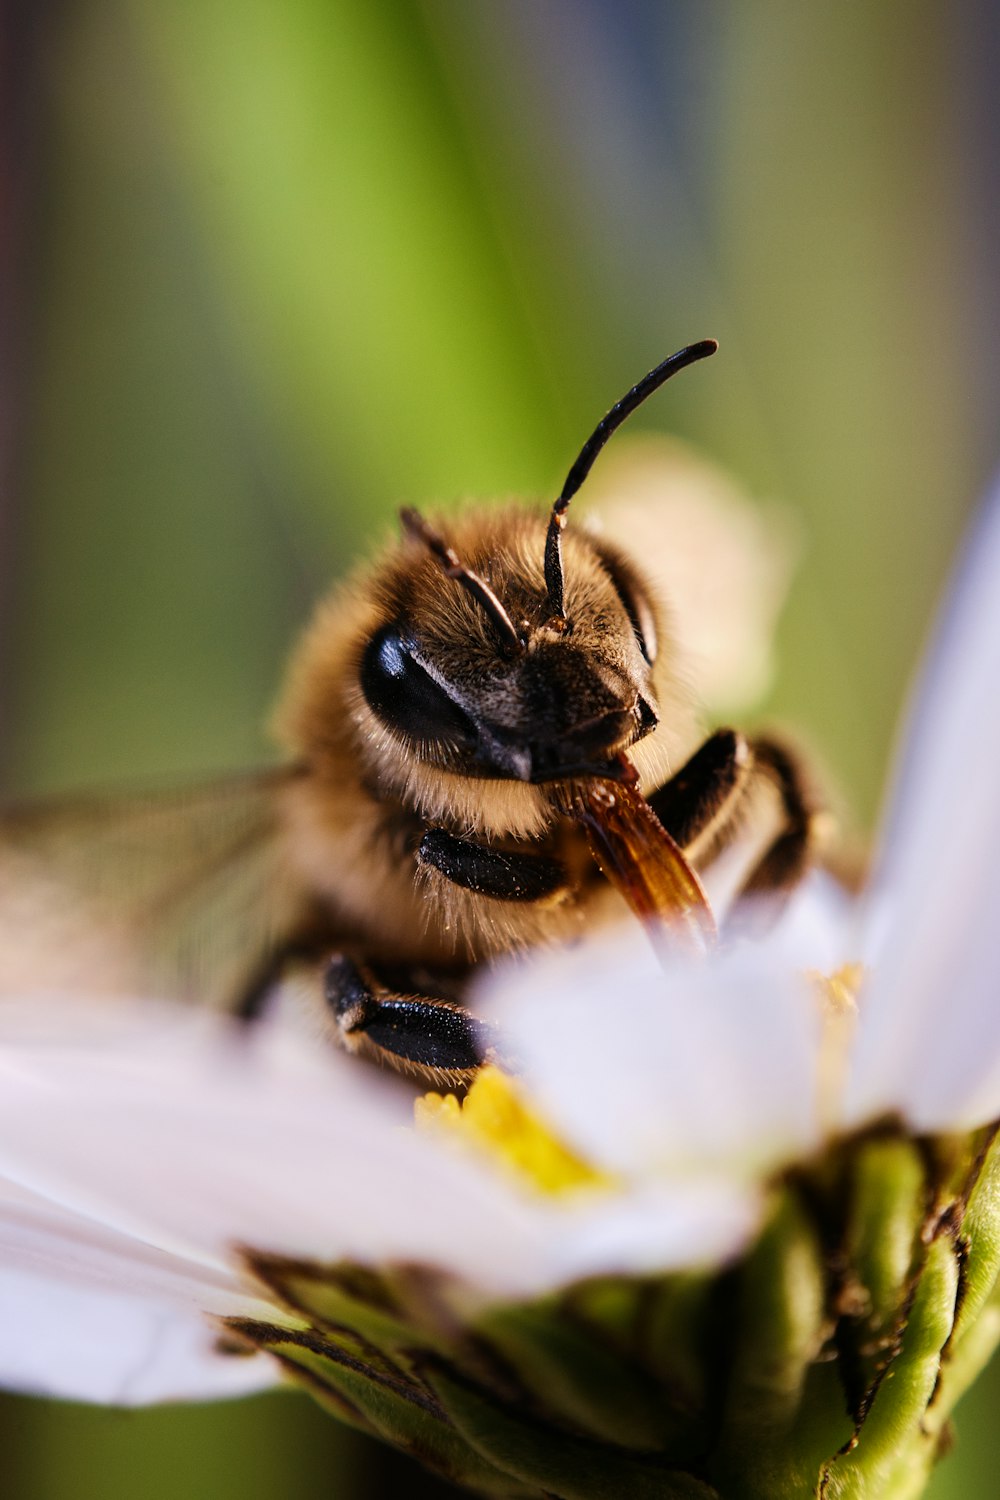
xmin=0 ymin=769 xmax=311 ymax=1012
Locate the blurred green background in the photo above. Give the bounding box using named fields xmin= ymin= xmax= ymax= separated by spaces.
xmin=2 ymin=1 xmax=998 ymax=1495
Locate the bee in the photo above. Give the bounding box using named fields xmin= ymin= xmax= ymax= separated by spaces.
xmin=0 ymin=342 xmax=822 ymax=1085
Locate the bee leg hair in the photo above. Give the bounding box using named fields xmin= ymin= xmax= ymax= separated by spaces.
xmin=233 ymin=929 xmax=336 ymax=1023
xmin=649 ymin=730 xmax=826 ymax=934
xmin=647 ymin=728 xmax=753 ymax=848
xmin=417 ymin=828 xmax=568 ymax=903
xmin=726 ymin=735 xmax=827 ymax=932
xmin=325 ymin=955 xmax=492 ymax=1087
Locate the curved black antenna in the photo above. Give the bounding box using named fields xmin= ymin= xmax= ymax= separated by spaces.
xmin=399 ymin=507 xmax=525 ymax=657
xmin=544 ymin=339 xmax=718 ymax=620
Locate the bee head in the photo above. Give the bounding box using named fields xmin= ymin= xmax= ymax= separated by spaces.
xmin=359 ymin=508 xmax=662 ymax=785
xmin=354 ymin=340 xmax=717 ymax=790
xmin=279 ymin=342 xmax=715 ymax=832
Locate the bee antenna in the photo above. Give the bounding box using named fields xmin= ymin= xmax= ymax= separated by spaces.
xmin=543 ymin=339 xmax=719 ymax=619
xmin=399 ymin=507 xmax=525 ymax=657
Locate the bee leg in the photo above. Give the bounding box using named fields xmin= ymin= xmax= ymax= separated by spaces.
xmin=649 ymin=730 xmax=826 ymax=932
xmin=324 ymin=955 xmax=493 ymax=1087
xmin=417 ymin=828 xmax=568 ymax=902
xmin=647 ymin=728 xmax=753 ymax=848
xmin=727 ymin=736 xmax=827 ymax=929
xmin=232 ymin=930 xmax=336 ymax=1023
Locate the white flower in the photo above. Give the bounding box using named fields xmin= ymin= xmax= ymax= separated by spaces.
xmin=495 ymin=478 xmax=1000 ymax=1183
xmin=0 ymin=1002 xmax=757 ymax=1404
xmin=1 ymin=473 xmax=998 ymax=1439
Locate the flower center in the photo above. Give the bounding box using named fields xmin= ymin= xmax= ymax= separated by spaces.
xmin=416 ymin=1065 xmax=611 ymax=1196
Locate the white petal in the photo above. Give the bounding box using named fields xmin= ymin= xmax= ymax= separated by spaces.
xmin=0 ymin=1184 xmax=277 ymax=1404
xmin=480 ymin=924 xmax=827 ymax=1182
xmin=544 ymin=1179 xmax=763 ymax=1284
xmin=846 ymin=479 xmax=1000 ymax=1129
xmin=0 ymin=1269 xmax=276 ymax=1405
xmin=0 ymin=998 xmax=759 ymax=1325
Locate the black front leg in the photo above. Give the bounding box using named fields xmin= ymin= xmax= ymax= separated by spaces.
xmin=418 ymin=828 xmax=568 ymax=902
xmin=651 ymin=729 xmax=827 ymax=933
xmin=648 ymin=729 xmax=750 ymax=851
xmin=731 ymin=735 xmax=826 ymax=914
xmin=326 ymin=956 xmax=494 ymax=1086
xmin=233 ymin=926 xmax=338 ymax=1023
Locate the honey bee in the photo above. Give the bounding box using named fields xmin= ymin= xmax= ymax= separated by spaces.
xmin=0 ymin=342 xmax=822 ymax=1084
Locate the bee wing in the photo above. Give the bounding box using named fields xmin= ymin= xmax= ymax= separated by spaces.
xmin=0 ymin=769 xmax=311 ymax=1012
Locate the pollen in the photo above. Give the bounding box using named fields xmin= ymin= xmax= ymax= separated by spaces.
xmin=812 ymin=960 xmax=865 ymax=1016
xmin=415 ymin=1065 xmax=611 ymax=1197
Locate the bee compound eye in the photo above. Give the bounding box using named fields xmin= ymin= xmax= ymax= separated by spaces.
xmin=637 ymin=696 xmax=659 ymax=735
xmin=360 ymin=624 xmax=477 ymax=750
xmin=592 ymin=545 xmax=659 ymax=665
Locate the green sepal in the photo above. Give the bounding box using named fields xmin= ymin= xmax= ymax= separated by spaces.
xmin=226 ymin=1124 xmax=1000 ymax=1498
xmin=820 ymin=1233 xmax=958 ymax=1499
xmin=225 ymin=1317 xmax=533 ymax=1496
xmin=240 ymin=1251 xmax=427 ymax=1354
xmin=845 ymin=1137 xmax=925 ymax=1323
xmin=473 ymin=1294 xmax=670 ymax=1450
xmin=422 ymin=1356 xmax=721 ymax=1500
xmin=561 ymin=1270 xmax=717 ymax=1453
xmin=946 ymin=1127 xmax=1000 ymax=1346
xmin=838 ymin=1136 xmax=926 ymax=1408
xmin=711 ymin=1187 xmax=853 ymax=1498
xmin=639 ymin=1270 xmax=716 ymax=1407
xmin=896 ymin=1129 xmax=1000 ymax=1492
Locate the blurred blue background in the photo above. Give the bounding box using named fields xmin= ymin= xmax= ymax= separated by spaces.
xmin=2 ymin=2 xmax=999 ymax=1494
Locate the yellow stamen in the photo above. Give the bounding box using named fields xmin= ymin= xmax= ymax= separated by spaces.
xmin=809 ymin=962 xmax=865 ymax=1131
xmin=812 ymin=961 xmax=865 ymax=1016
xmin=415 ymin=1065 xmax=611 ymax=1197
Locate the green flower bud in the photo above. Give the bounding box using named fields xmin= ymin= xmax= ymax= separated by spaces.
xmin=226 ymin=1124 xmax=1000 ymax=1500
